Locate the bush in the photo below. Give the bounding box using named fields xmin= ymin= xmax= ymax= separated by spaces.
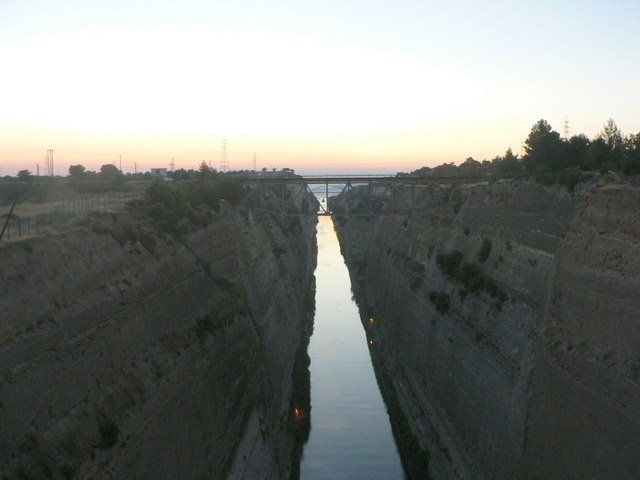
xmin=195 ymin=182 xmax=221 ymax=210
xmin=485 ymin=278 xmax=499 ymax=296
xmin=436 ymin=250 xmax=464 ymax=279
xmin=146 ymin=181 xmax=192 ymax=234
xmin=535 ymin=167 xmax=588 ymax=192
xmin=459 ymin=262 xmax=484 ymax=292
xmin=436 ymin=248 xmax=508 ymax=304
xmin=477 ymin=238 xmax=492 ymax=263
xmin=217 ymin=181 xmax=244 ymax=205
xmin=428 ymin=291 xmax=450 ymax=314
xmin=145 ymin=180 xmax=232 ymax=234
xmin=563 ymin=167 xmax=582 ymax=192
xmin=195 ymin=315 xmax=215 ymax=341
xmin=452 ymin=189 xmax=463 ymax=214
xmin=98 ymin=417 xmax=119 ymax=448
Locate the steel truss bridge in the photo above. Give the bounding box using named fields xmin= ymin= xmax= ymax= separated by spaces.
xmin=229 ymin=175 xmax=483 ymax=217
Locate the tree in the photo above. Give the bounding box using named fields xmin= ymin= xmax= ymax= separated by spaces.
xmin=68 ymin=164 xmax=86 ymax=178
xmin=565 ymin=134 xmax=590 ymax=170
xmin=17 ymin=170 xmax=33 ymax=181
xmin=522 ymin=119 xmax=566 ymax=173
xmin=492 ymin=148 xmax=522 ymax=176
xmin=596 ymin=119 xmax=623 ymax=167
xmin=171 ymin=168 xmax=193 ymax=181
xmin=585 ymin=138 xmax=610 ymax=172
xmin=458 ymin=157 xmax=483 ymax=176
xmin=100 ymin=164 xmax=124 ymax=184
xmin=622 ymin=132 xmax=640 ymax=175
xmin=198 ymin=161 xmax=216 ymax=179
xmin=430 ymin=162 xmax=459 ymax=176
xmin=598 ymin=119 xmax=623 ymax=151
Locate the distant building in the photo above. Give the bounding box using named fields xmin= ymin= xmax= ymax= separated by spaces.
xmin=150 ymin=168 xmax=168 ymax=177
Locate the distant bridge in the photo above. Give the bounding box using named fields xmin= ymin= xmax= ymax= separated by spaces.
xmin=227 ymin=174 xmax=483 ymax=217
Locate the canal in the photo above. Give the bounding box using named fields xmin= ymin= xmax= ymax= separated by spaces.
xmin=299 ymin=216 xmax=406 ymax=479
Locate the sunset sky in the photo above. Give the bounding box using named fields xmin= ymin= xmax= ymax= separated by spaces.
xmin=1 ymin=0 xmax=639 ymax=176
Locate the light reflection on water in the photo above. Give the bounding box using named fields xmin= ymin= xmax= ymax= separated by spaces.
xmin=300 ymin=216 xmax=406 ymax=480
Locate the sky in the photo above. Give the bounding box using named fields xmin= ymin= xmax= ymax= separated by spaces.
xmin=0 ymin=0 xmax=639 ymax=175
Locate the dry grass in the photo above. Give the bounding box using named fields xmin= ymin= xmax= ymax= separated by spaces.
xmin=0 ymin=191 xmax=143 ymax=244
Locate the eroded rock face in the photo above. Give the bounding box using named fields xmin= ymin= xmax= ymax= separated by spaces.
xmin=520 ymin=183 xmax=640 ymax=479
xmin=333 ymin=179 xmax=640 ymax=480
xmin=0 ymin=200 xmax=316 ymax=479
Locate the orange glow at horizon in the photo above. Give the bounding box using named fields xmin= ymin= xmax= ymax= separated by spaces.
xmin=0 ymin=26 xmax=530 ymax=176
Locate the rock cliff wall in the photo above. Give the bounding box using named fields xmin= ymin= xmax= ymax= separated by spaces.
xmin=0 ymin=196 xmax=316 ymax=479
xmin=333 ymin=179 xmax=640 ymax=479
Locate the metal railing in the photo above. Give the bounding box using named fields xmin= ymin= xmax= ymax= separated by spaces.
xmin=0 ymin=190 xmax=144 ymax=243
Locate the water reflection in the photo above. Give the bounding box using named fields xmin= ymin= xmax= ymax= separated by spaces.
xmin=299 ymin=216 xmax=406 ymax=480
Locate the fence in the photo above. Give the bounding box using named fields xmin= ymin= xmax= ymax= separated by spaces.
xmin=0 ymin=189 xmax=145 ymax=243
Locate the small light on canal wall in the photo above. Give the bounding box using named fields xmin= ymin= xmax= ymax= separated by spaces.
xmin=368 ymin=339 xmax=375 ymax=346
xmin=294 ymin=407 xmax=306 ymax=420
xmin=368 ymin=317 xmax=375 ymax=324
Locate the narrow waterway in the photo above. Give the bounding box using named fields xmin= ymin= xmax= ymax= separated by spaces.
xmin=300 ymin=216 xmax=406 ymax=479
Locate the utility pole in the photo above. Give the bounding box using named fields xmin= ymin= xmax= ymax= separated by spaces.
xmin=170 ymin=157 xmax=175 ymax=173
xmin=36 ymin=164 xmax=40 ymax=177
xmin=563 ymin=116 xmax=570 ymax=139
xmin=253 ymin=153 xmax=256 ymax=172
xmin=220 ymin=138 xmax=229 ymax=172
xmin=134 ymin=162 xmax=138 ymax=174
xmin=46 ymin=149 xmax=54 ymax=176
xmin=119 ymin=154 xmax=122 ymax=172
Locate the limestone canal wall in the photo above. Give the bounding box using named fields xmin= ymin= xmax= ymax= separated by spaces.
xmin=0 ymin=194 xmax=317 ymax=479
xmin=333 ymin=178 xmax=640 ymax=480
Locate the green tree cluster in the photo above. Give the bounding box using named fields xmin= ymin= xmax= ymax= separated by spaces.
xmin=145 ymin=179 xmax=245 ymax=234
xmin=435 ymin=250 xmax=508 ymax=308
xmin=410 ymin=118 xmax=640 ymax=190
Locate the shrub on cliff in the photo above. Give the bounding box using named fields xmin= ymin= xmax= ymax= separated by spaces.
xmin=436 ymin=248 xmax=508 ymax=306
xmin=437 ymin=250 xmax=478 ymax=288
xmin=477 ymin=238 xmax=492 ymax=263
xmin=146 ymin=181 xmax=193 ymax=234
xmin=193 ymin=182 xmax=221 ymax=209
xmin=216 ymin=181 xmax=244 ymax=205
xmin=459 ymin=263 xmax=484 ymax=292
xmin=428 ymin=291 xmax=450 ymax=314
xmin=145 ymin=179 xmax=247 ymax=234
xmin=98 ymin=417 xmax=119 ymax=448
xmin=436 ymin=250 xmax=464 ymax=279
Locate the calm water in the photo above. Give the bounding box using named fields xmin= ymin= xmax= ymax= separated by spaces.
xmin=300 ymin=216 xmax=406 ymax=480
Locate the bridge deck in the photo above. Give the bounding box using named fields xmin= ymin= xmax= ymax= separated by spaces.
xmin=230 ymin=174 xmax=485 ymax=217
xmin=226 ymin=175 xmax=483 ymax=184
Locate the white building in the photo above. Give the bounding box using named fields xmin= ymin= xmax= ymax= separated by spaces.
xmin=150 ymin=168 xmax=168 ymax=177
